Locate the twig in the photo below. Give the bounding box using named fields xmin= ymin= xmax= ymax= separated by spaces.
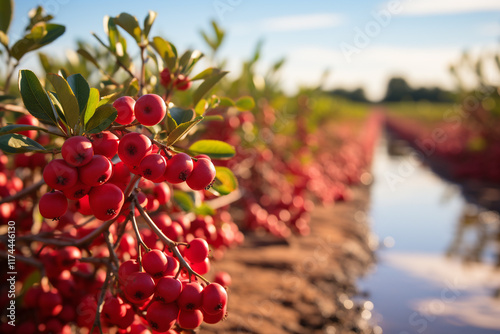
xmin=0 ymin=179 xmax=45 ymax=204
xmin=130 ymin=201 xmax=151 ymax=252
xmin=134 ymin=196 xmax=210 ymax=284
xmin=0 ymin=103 xmax=27 ymax=114
xmin=0 ymin=251 xmax=43 ymax=270
xmin=90 ymin=268 xmax=112 ymax=334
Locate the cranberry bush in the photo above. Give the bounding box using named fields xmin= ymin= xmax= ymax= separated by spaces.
xmin=0 ymin=3 xmax=247 ymax=333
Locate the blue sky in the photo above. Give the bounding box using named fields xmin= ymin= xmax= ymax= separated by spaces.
xmin=6 ymin=0 xmax=500 ymax=100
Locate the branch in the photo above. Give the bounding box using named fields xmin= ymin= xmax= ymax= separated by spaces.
xmin=0 ymin=251 xmax=43 ymax=270
xmin=0 ymin=179 xmax=44 ymax=204
xmin=134 ymin=196 xmax=209 ymax=284
xmin=0 ymin=103 xmax=28 ymax=114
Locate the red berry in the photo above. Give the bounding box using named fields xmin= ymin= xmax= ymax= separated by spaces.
xmin=90 ymin=131 xmax=119 ymax=159
xmin=160 ymin=68 xmax=172 ymax=87
xmin=177 ymin=309 xmax=203 ymax=329
xmin=139 ymin=154 xmax=166 ymax=181
xmin=123 ymin=272 xmax=155 ymax=303
xmin=177 ymin=282 xmax=203 ymax=310
xmin=118 ymin=132 xmax=153 ymax=167
xmin=39 ymin=191 xmax=68 ymax=219
xmin=186 ymin=157 xmax=216 ymax=190
xmin=214 ymin=271 xmax=232 ymax=287
xmin=146 ymin=301 xmax=179 ymax=332
xmin=175 ymin=74 xmax=192 ymax=91
xmin=164 ymin=255 xmax=180 ymax=276
xmin=118 ymin=259 xmax=140 ymax=282
xmin=88 ymin=184 xmax=124 ymax=221
xmin=57 ymin=246 xmax=81 ymax=269
xmin=184 ymin=238 xmax=209 ymax=263
xmin=142 ymin=249 xmax=168 ymax=277
xmin=202 ymin=305 xmax=227 ymax=324
xmin=62 ymin=180 xmax=92 ymax=200
xmin=109 ymin=162 xmax=131 ymax=187
xmin=77 ymin=195 xmax=93 ymax=215
xmin=153 ymin=183 xmax=171 ymax=205
xmin=102 ymin=296 xmax=126 ymax=324
xmin=164 ymin=153 xmax=193 ymax=184
xmin=43 ymin=159 xmax=78 ymax=190
xmin=113 ymin=96 xmax=136 ymax=125
xmin=155 ymin=277 xmax=182 ymax=303
xmin=23 ymin=286 xmax=42 ymax=308
xmin=134 ymin=94 xmax=167 ymax=126
xmin=201 ymin=283 xmax=227 ymax=315
xmin=79 ymin=155 xmax=112 ymax=186
xmin=16 ymin=114 xmax=39 ymax=139
xmin=115 ymin=305 xmax=135 ymax=329
xmin=38 ymin=289 xmax=63 ymax=317
xmin=61 ymin=136 xmax=94 ymax=167
xmin=190 ymin=257 xmax=210 ymax=275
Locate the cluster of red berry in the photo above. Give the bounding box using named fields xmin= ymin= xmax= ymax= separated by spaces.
xmin=38 ymin=93 xmax=216 ymax=223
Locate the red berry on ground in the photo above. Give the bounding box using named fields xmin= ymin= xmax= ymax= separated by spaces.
xmin=134 ymin=94 xmax=167 ymax=126
xmin=88 ymin=183 xmax=124 ymax=221
xmin=61 ymin=136 xmax=94 ymax=167
xmin=39 ymin=191 xmax=68 ymax=219
xmin=113 ymin=96 xmax=136 ymax=125
xmin=79 ymin=155 xmax=113 ymax=187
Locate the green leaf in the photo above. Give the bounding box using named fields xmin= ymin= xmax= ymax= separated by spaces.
xmin=165 ymin=112 xmax=178 ymax=134
xmin=115 ymin=13 xmax=141 ymax=43
xmin=143 ymin=11 xmax=157 ymax=38
xmin=0 ymin=0 xmax=13 ymax=33
xmin=235 ymin=96 xmax=255 ymax=111
xmin=0 ymin=133 xmax=46 ymax=154
xmin=47 ymin=73 xmax=80 ymax=130
xmin=0 ymin=124 xmax=48 ymax=136
xmin=188 ymin=139 xmax=235 ymax=159
xmin=20 ymin=270 xmax=41 ymax=298
xmin=173 ymin=190 xmax=194 ymax=212
xmin=192 ymin=71 xmax=228 ymax=106
xmin=18 ymin=70 xmax=57 ymax=125
xmin=106 ymin=16 xmax=120 ymax=53
xmin=194 ymin=203 xmax=216 ymax=216
xmin=178 ymin=50 xmax=193 ymax=71
xmin=85 ymin=104 xmax=117 ymax=134
xmin=11 ymin=23 xmax=65 ymax=61
xmin=47 ymin=91 xmax=66 ymax=126
xmin=203 ymin=115 xmax=224 ymax=122
xmin=77 ymin=48 xmax=102 ymax=69
xmin=194 ymin=99 xmax=207 ymax=116
xmin=0 ymin=30 xmax=8 ymax=48
xmin=191 ymin=68 xmax=222 ymax=81
xmin=212 ymin=166 xmax=238 ymax=195
xmin=67 ymin=74 xmax=90 ymax=115
xmin=151 ymin=36 xmax=177 ymax=70
xmin=219 ymin=97 xmax=235 ymax=107
xmin=166 ymin=116 xmax=203 ymax=146
xmin=169 ymin=107 xmax=193 ymax=125
xmin=83 ymin=88 xmax=99 ymax=124
xmin=122 ymin=78 xmax=139 ymax=97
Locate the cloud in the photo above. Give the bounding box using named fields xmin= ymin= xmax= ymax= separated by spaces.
xmin=260 ymin=13 xmax=344 ymax=32
xmin=399 ymin=0 xmax=500 ymax=16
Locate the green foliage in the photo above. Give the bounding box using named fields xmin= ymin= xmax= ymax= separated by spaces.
xmin=0 ymin=133 xmax=47 ymax=154
xmin=213 ymin=166 xmax=238 ymax=195
xmin=188 ymin=139 xmax=235 ymax=159
xmin=18 ymin=69 xmax=58 ymax=126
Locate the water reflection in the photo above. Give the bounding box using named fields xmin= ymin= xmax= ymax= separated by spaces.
xmin=361 ymin=135 xmax=500 ymax=334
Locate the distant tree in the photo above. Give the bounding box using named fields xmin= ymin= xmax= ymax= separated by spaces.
xmin=382 ymin=76 xmax=455 ymax=102
xmin=328 ymin=87 xmax=369 ymax=102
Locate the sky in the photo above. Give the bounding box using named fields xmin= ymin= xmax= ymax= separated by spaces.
xmin=6 ymin=0 xmax=500 ymax=101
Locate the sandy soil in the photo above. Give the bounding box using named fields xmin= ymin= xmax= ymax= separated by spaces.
xmin=201 ymin=185 xmax=376 ymax=334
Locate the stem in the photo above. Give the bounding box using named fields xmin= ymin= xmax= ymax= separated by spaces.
xmin=134 ymin=196 xmax=210 ymax=284
xmin=139 ymin=46 xmax=146 ymax=97
xmin=104 ymin=230 xmax=120 ymax=271
xmin=130 ymin=202 xmax=150 ymax=252
xmin=124 ymin=174 xmax=141 ymax=200
xmin=90 ymin=268 xmax=111 ymax=334
xmin=0 ymin=179 xmax=45 ymax=205
xmin=3 ymin=61 xmax=19 ymax=94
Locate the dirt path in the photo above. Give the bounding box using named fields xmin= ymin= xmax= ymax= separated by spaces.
xmin=202 ymin=185 xmax=375 ymax=334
